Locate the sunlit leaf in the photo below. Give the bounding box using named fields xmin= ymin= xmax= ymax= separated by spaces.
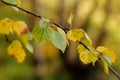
xmin=57 ymin=27 xmax=68 ymax=44
xmin=0 ymin=18 xmax=13 ymax=34
xmin=13 ymin=21 xmax=28 ymax=35
xmin=67 ymin=29 xmax=84 ymax=42
xmin=80 ymin=31 xmax=92 ymax=47
xmin=19 ymin=34 xmax=29 ymax=46
xmin=102 ymin=60 xmax=109 ymax=74
xmin=77 ymin=44 xmax=86 ymax=53
xmin=32 ymin=26 xmax=54 ymax=45
xmin=17 ymin=0 xmax=21 ymax=6
xmin=79 ymin=50 xmax=98 ymax=65
xmin=26 ymin=43 xmax=33 ymax=53
xmin=96 ymin=46 xmax=117 ymax=64
xmin=33 ymin=21 xmax=67 ymax=52
xmin=67 ymin=12 xmax=73 ymax=25
xmin=19 ymin=34 xmax=33 ymax=53
xmin=51 ymin=27 xmax=67 ymax=53
xmin=7 ymin=40 xmax=26 ymax=63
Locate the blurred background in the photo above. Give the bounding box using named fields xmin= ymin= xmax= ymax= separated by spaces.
xmin=0 ymin=0 xmax=120 ymax=80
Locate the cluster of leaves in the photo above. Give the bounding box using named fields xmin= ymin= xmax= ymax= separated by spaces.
xmin=66 ymin=13 xmax=117 ymax=74
xmin=67 ymin=28 xmax=117 ymax=74
xmin=0 ymin=0 xmax=118 ymax=75
xmin=32 ymin=18 xmax=68 ymax=53
xmin=0 ymin=18 xmax=33 ymax=63
xmin=32 ymin=13 xmax=117 ymax=74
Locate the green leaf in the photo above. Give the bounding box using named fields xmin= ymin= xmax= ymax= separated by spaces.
xmin=51 ymin=27 xmax=67 ymax=53
xmin=5 ymin=0 xmax=18 ymax=4
xmin=67 ymin=13 xmax=73 ymax=25
xmin=57 ymin=27 xmax=68 ymax=44
xmin=39 ymin=18 xmax=50 ymax=28
xmin=32 ymin=26 xmax=54 ymax=45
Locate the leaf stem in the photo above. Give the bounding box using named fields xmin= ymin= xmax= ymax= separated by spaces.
xmin=1 ymin=0 xmax=120 ymax=79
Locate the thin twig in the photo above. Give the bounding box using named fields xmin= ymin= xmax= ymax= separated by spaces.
xmin=79 ymin=41 xmax=90 ymax=51
xmin=109 ymin=65 xmax=120 ymax=80
xmin=1 ymin=0 xmax=120 ymax=79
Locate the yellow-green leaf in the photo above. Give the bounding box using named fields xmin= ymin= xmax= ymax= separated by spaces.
xmin=103 ymin=60 xmax=109 ymax=74
xmin=5 ymin=0 xmax=18 ymax=4
xmin=32 ymin=26 xmax=54 ymax=45
xmin=7 ymin=40 xmax=26 ymax=63
xmin=67 ymin=29 xmax=84 ymax=42
xmin=79 ymin=50 xmax=98 ymax=65
xmin=96 ymin=46 xmax=117 ymax=64
xmin=67 ymin=13 xmax=73 ymax=25
xmin=80 ymin=31 xmax=92 ymax=47
xmin=77 ymin=44 xmax=86 ymax=53
xmin=5 ymin=0 xmax=21 ymax=6
xmin=19 ymin=34 xmax=29 ymax=46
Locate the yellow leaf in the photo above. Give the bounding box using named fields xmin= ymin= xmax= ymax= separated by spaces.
xmin=17 ymin=0 xmax=21 ymax=6
xmin=19 ymin=34 xmax=33 ymax=53
xmin=79 ymin=50 xmax=98 ymax=65
xmin=77 ymin=44 xmax=86 ymax=53
xmin=7 ymin=40 xmax=26 ymax=63
xmin=19 ymin=34 xmax=29 ymax=46
xmin=96 ymin=46 xmax=117 ymax=63
xmin=103 ymin=60 xmax=109 ymax=74
xmin=67 ymin=29 xmax=84 ymax=42
xmin=0 ymin=18 xmax=13 ymax=34
xmin=13 ymin=21 xmax=28 ymax=35
xmin=67 ymin=12 xmax=73 ymax=25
